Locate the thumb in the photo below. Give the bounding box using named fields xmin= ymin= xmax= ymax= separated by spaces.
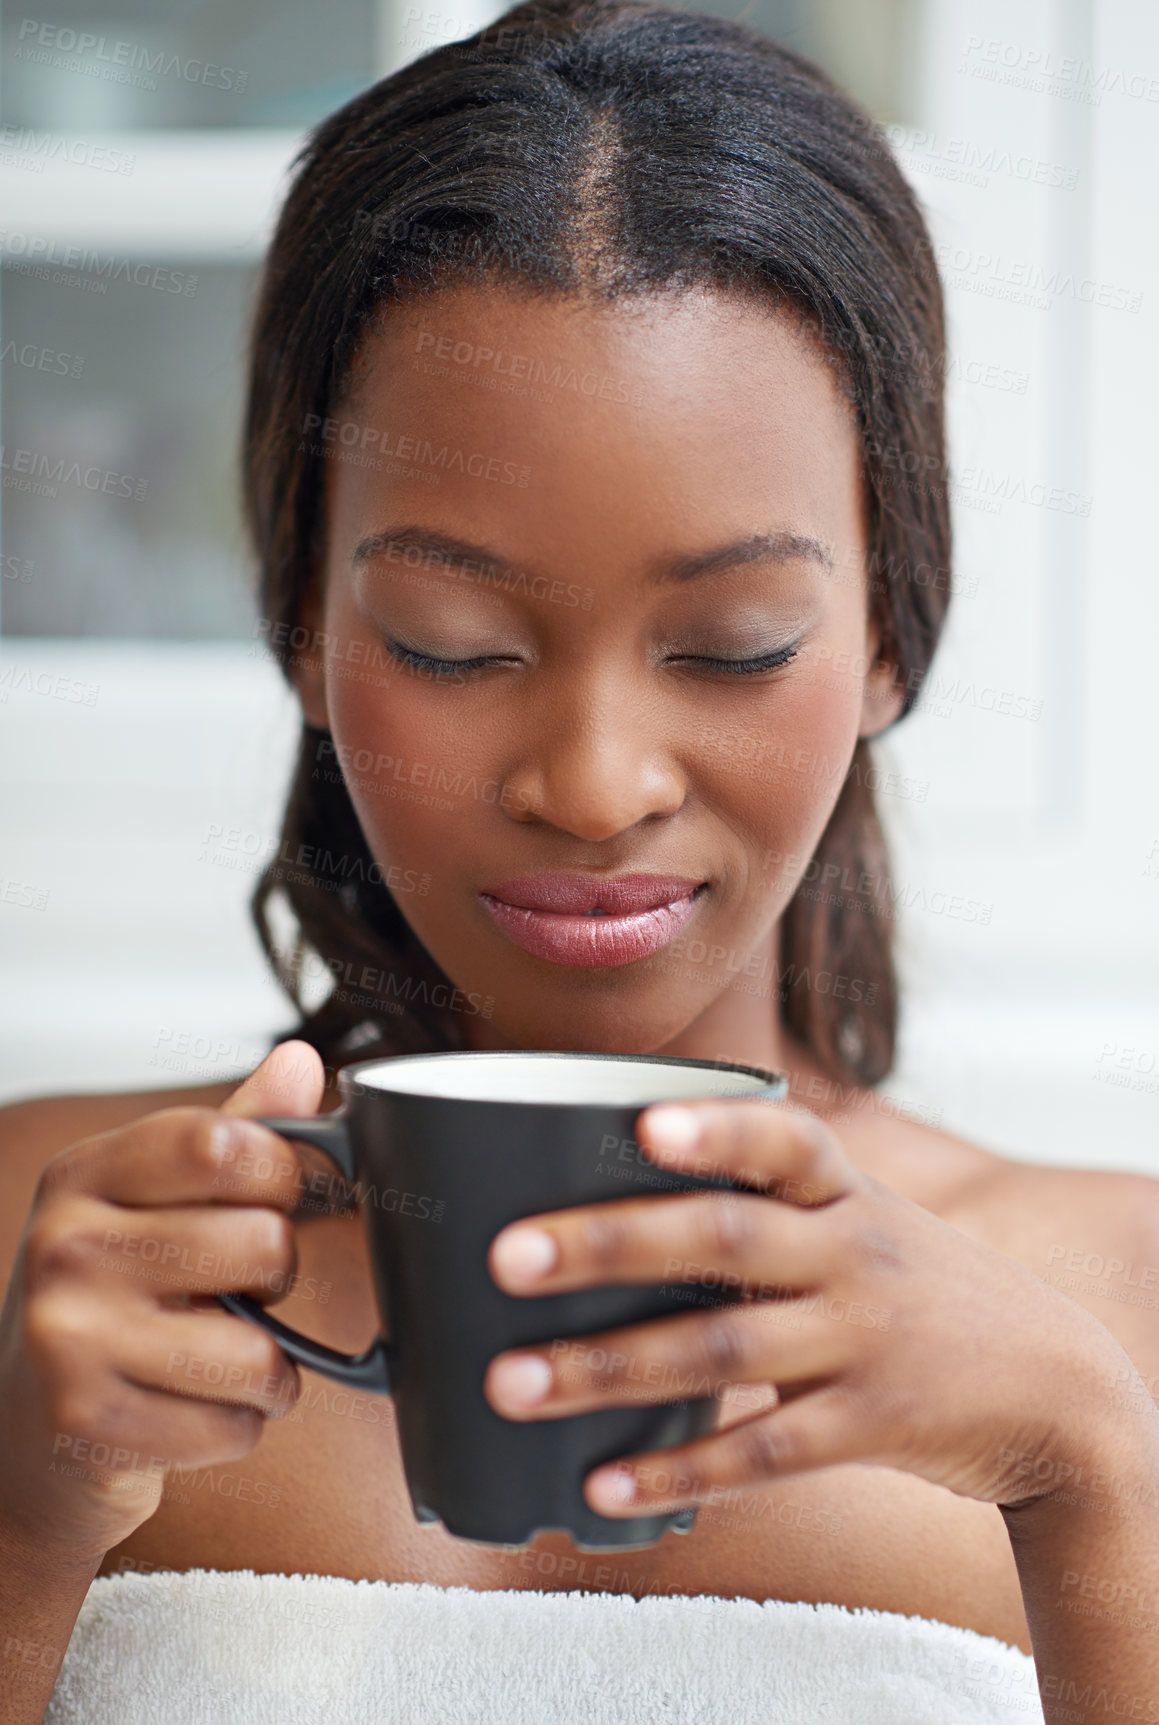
xmin=220 ymin=1038 xmax=326 ymax=1120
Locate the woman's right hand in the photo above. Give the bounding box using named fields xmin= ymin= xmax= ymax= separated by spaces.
xmin=0 ymin=1041 xmax=327 ymax=1561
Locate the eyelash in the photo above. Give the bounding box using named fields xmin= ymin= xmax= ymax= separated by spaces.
xmin=383 ymin=640 xmax=800 ymax=679
xmin=689 ymin=645 xmax=800 ymax=677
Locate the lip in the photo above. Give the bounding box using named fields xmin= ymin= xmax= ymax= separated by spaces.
xmin=478 ymin=873 xmax=707 ymax=969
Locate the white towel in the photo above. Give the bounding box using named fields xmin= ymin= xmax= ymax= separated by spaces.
xmin=45 ymin=1568 xmax=1044 ymax=1724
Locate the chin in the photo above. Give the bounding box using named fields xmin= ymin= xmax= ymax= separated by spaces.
xmin=475 ymin=983 xmax=704 ymax=1057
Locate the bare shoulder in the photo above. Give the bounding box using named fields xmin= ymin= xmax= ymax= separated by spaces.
xmin=817 ymin=1079 xmax=1158 ymax=1256
xmin=814 ymin=1076 xmax=1159 ymax=1378
xmin=0 ymin=1077 xmax=243 ymax=1289
xmin=964 ymin=1150 xmax=1159 ymax=1374
xmin=812 ymin=1086 xmax=1006 ymax=1213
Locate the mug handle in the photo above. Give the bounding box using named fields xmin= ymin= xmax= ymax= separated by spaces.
xmin=214 ymin=1111 xmax=394 ymax=1395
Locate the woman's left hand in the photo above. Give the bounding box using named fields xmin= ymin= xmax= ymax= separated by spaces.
xmin=482 ymin=1099 xmax=1139 ymax=1519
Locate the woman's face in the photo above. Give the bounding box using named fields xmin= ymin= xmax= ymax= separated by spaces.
xmin=299 ymin=284 xmax=902 ymax=1060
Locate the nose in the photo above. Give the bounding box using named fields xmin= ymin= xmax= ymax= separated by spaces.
xmin=500 ymin=672 xmax=686 ymax=842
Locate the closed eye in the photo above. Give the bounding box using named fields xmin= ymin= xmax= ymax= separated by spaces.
xmin=673 ymin=645 xmax=800 ymax=677
xmin=382 ymin=638 xmax=801 ymax=679
xmin=383 ymin=638 xmax=510 ymax=678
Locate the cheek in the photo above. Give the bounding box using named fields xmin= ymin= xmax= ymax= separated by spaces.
xmin=694 ymin=655 xmax=865 ymax=852
xmin=322 ymin=655 xmax=497 ymax=880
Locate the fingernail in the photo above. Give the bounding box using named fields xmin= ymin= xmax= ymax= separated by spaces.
xmin=589 ymin=1466 xmax=637 ymax=1509
xmin=643 ymin=1106 xmax=701 ymax=1156
xmin=491 ymin=1353 xmax=553 ymax=1408
xmin=493 ymin=1226 xmax=557 ymax=1282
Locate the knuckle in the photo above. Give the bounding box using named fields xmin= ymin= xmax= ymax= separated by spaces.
xmin=213 ymin=1404 xmax=266 ymax=1452
xmin=48 ymin=1390 xmax=97 ymax=1444
xmin=180 ymin=1109 xmax=231 ymax=1177
xmin=236 ymin=1325 xmax=287 ymax=1384
xmin=250 ymin=1209 xmax=295 ymax=1271
xmin=694 ymin=1310 xmax=752 ymax=1380
xmin=582 ymin=1209 xmax=630 ymax=1273
xmin=34 ymin=1147 xmax=83 ymax=1203
xmin=52 ymin=1387 xmax=129 ymax=1449
xmin=734 ymin=1413 xmax=791 ymax=1477
xmin=24 ymin=1289 xmax=95 ymax=1365
xmin=702 ymin=1192 xmax=759 ymax=1260
xmin=784 ymin=1109 xmax=831 ymax=1174
xmin=23 ymin=1209 xmax=100 ymax=1289
xmin=858 ymin=1371 xmax=917 ymax=1428
xmin=837 ymin=1203 xmax=905 ymax=1275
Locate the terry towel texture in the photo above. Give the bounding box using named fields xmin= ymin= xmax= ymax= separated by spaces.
xmin=45 ymin=1569 xmax=1044 ymax=1724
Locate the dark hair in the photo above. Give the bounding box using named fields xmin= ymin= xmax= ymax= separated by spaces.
xmin=244 ymin=0 xmax=951 ymax=1088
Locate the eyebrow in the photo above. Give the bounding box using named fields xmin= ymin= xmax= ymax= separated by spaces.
xmin=351 ymin=526 xmax=833 ymax=584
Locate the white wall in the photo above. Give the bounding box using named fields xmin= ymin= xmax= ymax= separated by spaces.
xmin=0 ymin=644 xmax=301 ymax=1098
xmin=877 ymin=0 xmax=1159 ymax=1170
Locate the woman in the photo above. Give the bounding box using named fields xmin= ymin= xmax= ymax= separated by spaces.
xmin=1 ymin=2 xmax=1157 ymax=1718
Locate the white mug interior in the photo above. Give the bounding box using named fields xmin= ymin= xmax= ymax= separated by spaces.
xmin=351 ymin=1052 xmax=784 ymax=1106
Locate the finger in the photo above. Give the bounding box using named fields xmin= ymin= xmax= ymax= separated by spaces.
xmin=582 ymin=1382 xmax=862 ymax=1517
xmin=219 ymin=1039 xmax=349 ymax=1210
xmin=484 ymin=1300 xmax=850 ymax=1421
xmin=81 ymin=1202 xmax=296 ymax=1302
xmin=219 ymin=1039 xmax=326 ymax=1120
xmin=635 ymin=1099 xmax=858 ymax=1206
xmin=118 ymin=1308 xmax=302 ymax=1422
xmin=41 ymin=1109 xmax=322 ymax=1212
xmin=488 ymin=1187 xmax=837 ymax=1296
xmin=50 ymin=1377 xmax=278 ymax=1485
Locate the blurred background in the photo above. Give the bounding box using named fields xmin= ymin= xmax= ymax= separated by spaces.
xmin=2 ymin=0 xmax=1157 ymax=1173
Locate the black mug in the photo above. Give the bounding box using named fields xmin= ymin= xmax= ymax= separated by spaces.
xmin=216 ymin=1050 xmax=785 ymax=1551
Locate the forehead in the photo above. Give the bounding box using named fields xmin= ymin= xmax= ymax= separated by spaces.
xmin=323 ymin=283 xmax=864 ymax=576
